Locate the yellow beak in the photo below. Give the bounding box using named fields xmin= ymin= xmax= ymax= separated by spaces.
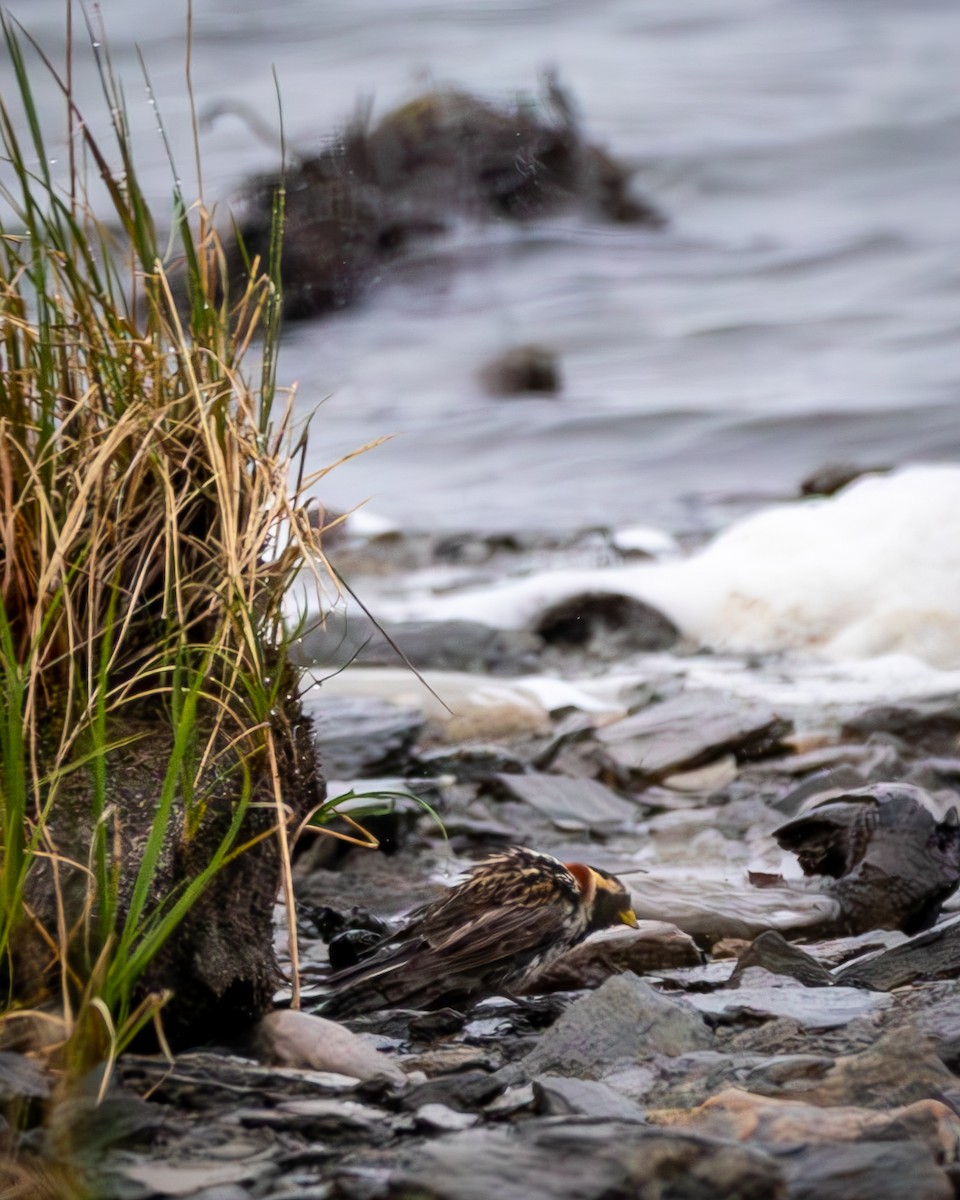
xmin=619 ymin=909 xmax=639 ymax=928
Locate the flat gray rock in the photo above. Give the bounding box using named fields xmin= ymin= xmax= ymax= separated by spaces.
xmin=0 ymin=1050 xmax=50 ymax=1101
xmin=621 ymin=871 xmax=840 ymax=943
xmin=783 ymin=1141 xmax=953 ymax=1200
xmin=383 ymin=1120 xmax=784 ymax=1200
xmin=835 ymin=914 xmax=960 ymax=990
xmin=303 ymin=693 xmax=423 ymax=777
xmin=492 ymin=771 xmax=641 ymax=830
xmin=528 ymin=923 xmax=703 ymax=993
xmin=729 ymin=931 xmax=834 ymax=987
xmin=276 ymin=1097 xmax=390 ymax=1134
xmin=516 ymin=972 xmax=712 ymax=1082
xmin=596 ymin=690 xmax=789 ymax=778
xmin=684 ymin=968 xmax=893 ymax=1029
xmin=533 ymin=1075 xmax=647 ymax=1121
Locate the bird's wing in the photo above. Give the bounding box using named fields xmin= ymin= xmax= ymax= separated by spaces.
xmin=412 ymin=897 xmax=566 ymax=974
xmin=326 ymin=897 xmax=561 ymax=992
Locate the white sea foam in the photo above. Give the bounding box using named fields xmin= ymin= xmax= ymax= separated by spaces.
xmin=380 ymin=465 xmax=960 ymax=669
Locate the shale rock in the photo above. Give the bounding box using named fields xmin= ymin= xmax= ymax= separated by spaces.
xmin=382 ymin=1120 xmax=785 ymax=1200
xmin=489 ymin=771 xmax=641 ymax=831
xmin=685 ymin=968 xmax=893 ymax=1030
xmin=532 ymin=1075 xmax=647 ymax=1120
xmin=514 ymin=972 xmax=711 ymax=1082
xmin=527 ymin=923 xmax=702 ymax=993
xmin=782 ymin=1142 xmax=953 ymax=1200
xmin=597 ymin=690 xmax=790 ymax=780
xmin=834 ymin=913 xmax=960 ymax=990
xmin=304 ymin=693 xmax=424 ymax=777
xmin=296 ymin=613 xmax=542 ymax=676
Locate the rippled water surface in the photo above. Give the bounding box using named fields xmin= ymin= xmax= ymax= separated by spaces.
xmin=8 ymin=0 xmax=960 ymax=533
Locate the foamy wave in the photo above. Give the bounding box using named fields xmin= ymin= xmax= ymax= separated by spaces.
xmin=384 ymin=464 xmax=960 ymax=667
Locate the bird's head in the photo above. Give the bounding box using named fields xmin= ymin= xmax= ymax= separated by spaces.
xmin=565 ymin=862 xmax=638 ymax=934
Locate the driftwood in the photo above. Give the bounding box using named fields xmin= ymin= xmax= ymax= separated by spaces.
xmin=774 ymin=783 xmax=960 ymax=936
xmin=835 ymin=914 xmax=960 ymax=991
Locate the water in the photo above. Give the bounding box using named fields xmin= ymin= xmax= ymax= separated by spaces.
xmin=5 ymin=0 xmax=960 ymax=535
xmin=373 ymin=465 xmax=960 ymax=668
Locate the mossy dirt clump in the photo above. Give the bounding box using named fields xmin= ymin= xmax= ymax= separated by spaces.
xmin=228 ymin=81 xmax=665 ymax=320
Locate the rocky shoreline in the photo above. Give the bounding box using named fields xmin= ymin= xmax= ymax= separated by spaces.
xmin=14 ymin=518 xmax=959 ymax=1199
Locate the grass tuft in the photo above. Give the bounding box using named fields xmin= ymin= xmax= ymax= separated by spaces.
xmin=0 ymin=4 xmax=337 ymax=1097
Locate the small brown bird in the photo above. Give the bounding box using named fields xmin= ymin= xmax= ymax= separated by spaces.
xmin=319 ymin=846 xmax=638 ymax=1016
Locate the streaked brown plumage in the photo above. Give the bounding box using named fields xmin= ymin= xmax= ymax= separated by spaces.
xmin=319 ymin=846 xmax=638 ymax=1016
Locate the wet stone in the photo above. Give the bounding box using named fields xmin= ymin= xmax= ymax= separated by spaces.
xmin=484 ymin=1082 xmax=535 ymax=1117
xmin=792 ymin=927 xmax=907 ymax=968
xmin=768 ymin=765 xmax=870 ymax=817
xmin=799 ymin=462 xmax=888 ymax=498
xmin=304 ymin=694 xmax=424 ymax=777
xmin=415 ymin=745 xmax=529 ymax=782
xmin=534 ymin=591 xmax=679 ymax=658
xmin=729 ymin=931 xmax=834 ymax=987
xmin=652 ymin=960 xmax=737 ymax=991
xmin=297 ymin=904 xmax=391 ymax=943
xmin=272 ymin=1097 xmax=390 ymax=1137
xmin=684 ymin=968 xmax=894 ymax=1030
xmin=527 ymin=923 xmax=703 ymax=993
xmin=532 ymin=1075 xmax=647 ymax=1121
xmin=0 ymin=1051 xmax=50 ymax=1101
xmin=414 ymin=1103 xmax=479 ymax=1132
xmin=834 ymin=913 xmax=960 ymax=990
xmin=402 ymin=1070 xmax=504 ymax=1113
xmin=327 ymin=927 xmax=386 ymax=970
xmin=190 ymin=1187 xmax=254 ymax=1200
xmin=782 ymin=1141 xmax=953 ymax=1200
xmin=488 ymin=771 xmax=640 ymax=831
xmin=663 ymin=755 xmax=739 ymax=794
xmin=407 ymin=1008 xmax=467 ymax=1041
xmin=479 ymin=343 xmax=562 ymax=397
xmin=842 ymin=701 xmax=960 ymax=756
xmin=513 ymin=972 xmax=712 ymax=1083
xmin=620 ymin=870 xmax=840 ymax=944
xmin=119 ymin=1159 xmax=278 ymax=1198
xmin=758 ymin=741 xmax=901 ymax=780
xmin=380 ymin=1120 xmax=785 ymax=1200
xmin=596 ymin=690 xmax=790 ymax=779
